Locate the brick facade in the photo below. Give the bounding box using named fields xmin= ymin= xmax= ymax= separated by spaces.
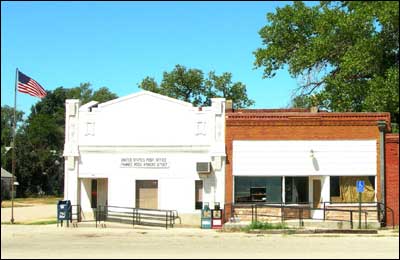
xmin=225 ymin=109 xmax=391 ymax=215
xmin=385 ymin=133 xmax=399 ymax=226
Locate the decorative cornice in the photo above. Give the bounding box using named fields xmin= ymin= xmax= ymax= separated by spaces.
xmin=226 ymin=111 xmax=391 ymax=131
xmin=78 ymin=145 xmax=214 ymax=154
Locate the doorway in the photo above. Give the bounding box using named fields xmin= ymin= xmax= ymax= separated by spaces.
xmin=136 ymin=180 xmax=158 ymax=209
xmin=313 ymin=179 xmax=322 ymax=208
xmin=89 ymin=178 xmax=108 ymax=209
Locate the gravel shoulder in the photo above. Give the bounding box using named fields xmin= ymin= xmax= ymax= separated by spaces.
xmin=1 ymin=204 xmax=56 ymax=223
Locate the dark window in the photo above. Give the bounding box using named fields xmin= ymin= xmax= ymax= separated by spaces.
xmin=195 ymin=180 xmax=203 ymax=210
xmin=285 ymin=177 xmax=309 ymax=204
xmin=368 ymin=176 xmax=375 ymax=190
xmin=250 ymin=187 xmax=266 ymax=202
xmin=91 ymin=179 xmax=97 ymax=209
xmin=330 ymin=176 xmax=340 ymax=197
xmin=234 ymin=177 xmax=282 ymax=203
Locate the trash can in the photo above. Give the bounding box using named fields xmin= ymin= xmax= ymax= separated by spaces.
xmin=57 ymin=200 xmax=72 ymax=227
xmin=201 ymin=203 xmax=212 ymax=229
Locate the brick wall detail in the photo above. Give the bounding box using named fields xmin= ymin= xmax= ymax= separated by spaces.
xmin=385 ymin=133 xmax=399 ymax=226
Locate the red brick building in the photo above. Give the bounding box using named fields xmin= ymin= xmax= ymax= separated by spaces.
xmin=385 ymin=133 xmax=399 ymax=226
xmin=225 ymin=108 xmax=395 ymax=225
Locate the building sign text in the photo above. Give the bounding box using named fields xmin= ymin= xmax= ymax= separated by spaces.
xmin=120 ymin=157 xmax=169 ymax=168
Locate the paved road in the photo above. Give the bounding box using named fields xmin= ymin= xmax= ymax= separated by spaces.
xmin=1 ymin=224 xmax=399 ymax=259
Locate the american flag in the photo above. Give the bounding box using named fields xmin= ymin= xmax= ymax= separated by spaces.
xmin=17 ymin=71 xmax=47 ymax=98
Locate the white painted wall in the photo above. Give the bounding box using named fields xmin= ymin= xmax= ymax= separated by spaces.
xmin=78 ymin=91 xmax=217 ymax=146
xmin=80 ymin=179 xmax=91 ymax=212
xmin=77 ymin=151 xmax=224 ymax=213
xmin=233 ymin=140 xmax=377 ymax=176
xmin=64 ymin=91 xmax=225 ymax=214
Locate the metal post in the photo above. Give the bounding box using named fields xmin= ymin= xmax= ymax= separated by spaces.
xmin=134 ymin=208 xmax=137 ymax=226
xmin=359 ymin=192 xmax=362 ymax=229
xmin=255 ymin=204 xmax=257 ymax=222
xmin=378 ymin=121 xmax=386 ymax=226
xmin=299 ymin=208 xmax=303 ymax=227
xmin=165 ymin=211 xmax=168 ymax=229
xmin=350 ymin=211 xmax=353 ymax=229
xmin=251 ymin=205 xmax=254 ymax=222
xmin=231 ymin=204 xmax=234 ymax=222
xmin=323 ymin=202 xmax=326 ymax=221
xmin=10 ymin=68 xmax=18 ymax=224
xmin=298 ymin=208 xmax=301 ymax=227
xmin=377 ymin=203 xmax=381 ymax=223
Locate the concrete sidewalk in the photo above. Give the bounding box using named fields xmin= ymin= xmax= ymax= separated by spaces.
xmin=1 ymin=204 xmax=56 ymax=223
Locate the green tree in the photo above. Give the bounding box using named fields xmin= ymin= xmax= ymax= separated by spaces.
xmin=139 ymin=65 xmax=254 ymax=109
xmin=254 ymin=1 xmax=399 ymax=127
xmin=1 ymin=106 xmax=24 ymax=170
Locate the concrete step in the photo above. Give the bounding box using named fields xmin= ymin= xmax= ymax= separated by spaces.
xmin=223 ymin=219 xmax=381 ymax=230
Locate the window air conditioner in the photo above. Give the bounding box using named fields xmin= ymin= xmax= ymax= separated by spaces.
xmin=196 ymin=162 xmax=211 ymax=173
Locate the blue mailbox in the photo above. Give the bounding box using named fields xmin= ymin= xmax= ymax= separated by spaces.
xmin=57 ymin=200 xmax=72 ymax=227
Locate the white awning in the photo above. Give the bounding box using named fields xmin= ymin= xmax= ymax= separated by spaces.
xmin=233 ymin=140 xmax=377 ymax=176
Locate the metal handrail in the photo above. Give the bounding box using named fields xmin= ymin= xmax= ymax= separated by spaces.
xmin=95 ymin=205 xmax=177 ymax=229
xmin=322 ymin=201 xmax=395 ymax=229
xmin=224 ymin=202 xmax=371 ymax=229
xmin=375 ymin=202 xmax=395 ymax=229
xmin=71 ymin=204 xmax=82 ymax=222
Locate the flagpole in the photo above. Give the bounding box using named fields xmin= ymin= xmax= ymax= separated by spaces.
xmin=11 ymin=68 xmax=18 ymax=224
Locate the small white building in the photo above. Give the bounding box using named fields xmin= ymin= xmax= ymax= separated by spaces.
xmin=63 ymin=91 xmax=226 ymax=224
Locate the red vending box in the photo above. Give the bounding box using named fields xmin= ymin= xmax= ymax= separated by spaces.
xmin=211 ymin=209 xmax=223 ymax=229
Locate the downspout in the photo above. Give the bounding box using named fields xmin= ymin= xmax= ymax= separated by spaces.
xmin=377 ymin=120 xmax=386 ymax=225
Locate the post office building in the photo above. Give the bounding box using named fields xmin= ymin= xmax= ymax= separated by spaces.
xmin=63 ymin=91 xmax=226 ymax=225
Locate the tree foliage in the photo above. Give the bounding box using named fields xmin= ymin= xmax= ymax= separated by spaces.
xmin=139 ymin=64 xmax=255 ymax=109
xmin=1 ymin=106 xmax=24 ymax=169
xmin=254 ymin=1 xmax=399 ymax=125
xmin=1 ymin=83 xmax=118 ymax=197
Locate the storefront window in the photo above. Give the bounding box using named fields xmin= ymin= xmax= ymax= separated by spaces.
xmin=234 ymin=177 xmax=282 ymax=203
xmin=285 ymin=177 xmax=309 ymax=204
xmin=330 ymin=176 xmax=375 ymax=203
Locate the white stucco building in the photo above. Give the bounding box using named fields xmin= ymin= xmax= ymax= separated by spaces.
xmin=63 ymin=91 xmax=226 ymax=224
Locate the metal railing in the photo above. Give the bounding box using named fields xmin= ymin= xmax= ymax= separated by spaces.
xmin=225 ymin=201 xmax=395 ymax=229
xmin=322 ymin=201 xmax=395 ymax=229
xmin=376 ymin=202 xmax=395 ymax=229
xmin=71 ymin=204 xmax=82 ymax=222
xmin=224 ymin=202 xmax=371 ymax=229
xmin=95 ymin=205 xmax=179 ymax=229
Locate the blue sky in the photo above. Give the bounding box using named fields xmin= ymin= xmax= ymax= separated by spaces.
xmin=1 ymin=1 xmax=301 ymax=118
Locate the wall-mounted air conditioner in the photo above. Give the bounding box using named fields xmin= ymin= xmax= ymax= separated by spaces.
xmin=196 ymin=162 xmax=211 ymax=173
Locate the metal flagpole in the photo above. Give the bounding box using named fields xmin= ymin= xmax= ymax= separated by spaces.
xmin=11 ymin=68 xmax=18 ymax=224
